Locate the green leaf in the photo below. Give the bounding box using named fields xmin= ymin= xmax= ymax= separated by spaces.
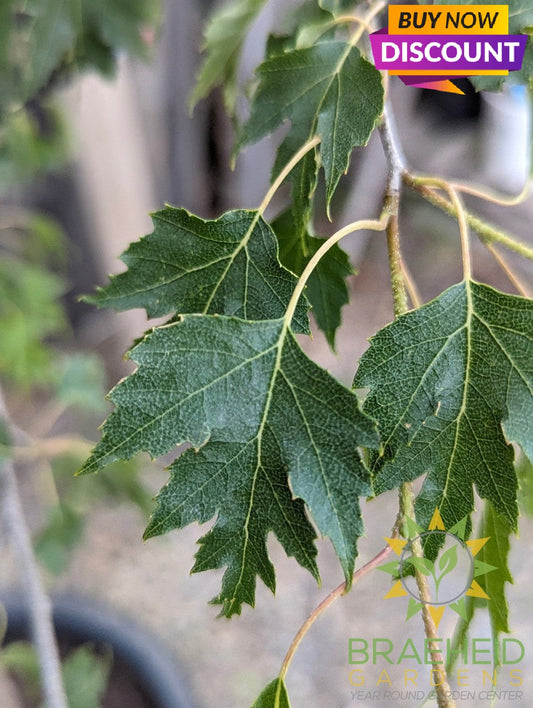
xmin=0 ymin=642 xmax=41 ymax=700
xmin=319 ymin=0 xmax=357 ymax=12
xmin=0 ymin=258 xmax=66 ymax=389
xmin=273 ymin=209 xmax=353 ymax=348
xmin=238 ymin=39 xmax=383 ymax=209
xmin=517 ymin=452 xmax=533 ymax=516
xmin=190 ymin=0 xmax=268 ymax=113
xmin=79 ymin=0 xmax=160 ymax=60
xmin=0 ymin=104 xmax=68 ymax=190
xmin=354 ymin=280 xmax=533 ymax=533
xmin=478 ymin=501 xmax=513 ymax=639
xmin=0 ymin=0 xmax=76 ymax=114
xmin=35 ymin=503 xmax=84 ymax=576
xmin=63 ymin=645 xmax=112 ymax=708
xmin=252 ymin=677 xmax=291 ymax=708
xmin=54 ymin=354 xmax=107 ymax=415
xmin=86 ymin=207 xmax=309 ymax=334
xmin=82 ymin=315 xmax=377 ymax=615
xmin=447 ymin=500 xmax=513 ymax=673
xmin=0 ymin=0 xmax=159 ymax=118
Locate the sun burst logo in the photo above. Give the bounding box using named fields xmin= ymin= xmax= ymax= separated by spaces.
xmin=378 ymin=508 xmax=496 ymax=629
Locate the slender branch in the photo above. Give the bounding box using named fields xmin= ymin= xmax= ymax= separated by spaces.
xmin=278 ymin=542 xmax=395 ymax=683
xmin=378 ymin=106 xmax=408 ymax=316
xmin=400 ymin=483 xmax=456 ymax=704
xmin=405 ymin=176 xmax=533 ymax=263
xmin=257 ymin=136 xmax=320 ymax=217
xmin=283 ymin=215 xmax=388 ymax=329
xmin=0 ymin=391 xmax=67 ymax=708
xmin=379 ymin=108 xmax=456 ymax=708
xmin=484 ymin=243 xmax=531 ymax=298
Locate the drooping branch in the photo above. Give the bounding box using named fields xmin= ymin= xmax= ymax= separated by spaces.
xmin=378 ymin=106 xmax=457 ymax=708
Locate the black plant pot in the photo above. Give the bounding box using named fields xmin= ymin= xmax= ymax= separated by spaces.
xmin=1 ymin=594 xmax=197 ymax=708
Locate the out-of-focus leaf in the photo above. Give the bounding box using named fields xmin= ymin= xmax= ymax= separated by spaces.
xmin=0 ymin=258 xmax=66 ymax=388
xmin=35 ymin=503 xmax=84 ymax=575
xmin=0 ymin=642 xmax=41 ymax=700
xmin=54 ymin=353 xmax=107 ymax=416
xmin=63 ymin=644 xmax=112 ymax=708
xmin=190 ymin=0 xmax=268 ymax=113
xmin=0 ymin=105 xmax=68 ymax=191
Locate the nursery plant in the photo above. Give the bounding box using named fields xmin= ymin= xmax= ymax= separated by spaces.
xmin=78 ymin=0 xmax=533 ymax=705
xmin=1 ymin=0 xmax=532 ymax=707
xmin=78 ymin=1 xmax=533 ymax=706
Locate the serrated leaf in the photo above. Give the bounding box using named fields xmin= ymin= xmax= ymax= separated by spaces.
xmin=86 ymin=207 xmax=309 ymax=334
xmin=273 ymin=209 xmax=352 ymax=348
xmin=82 ymin=315 xmax=377 ymax=615
xmin=252 ymin=677 xmax=291 ymax=708
xmin=354 ymin=280 xmax=533 ymax=533
xmin=238 ymin=39 xmax=383 ymax=209
xmin=190 ymin=0 xmax=268 ymax=113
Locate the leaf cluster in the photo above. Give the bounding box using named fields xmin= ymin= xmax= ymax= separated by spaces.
xmin=82 ymin=0 xmax=533 ymax=636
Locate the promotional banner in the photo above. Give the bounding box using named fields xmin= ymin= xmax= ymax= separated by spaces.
xmin=369 ymin=5 xmax=527 ymax=93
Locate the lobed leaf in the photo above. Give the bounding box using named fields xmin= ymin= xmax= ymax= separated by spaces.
xmin=238 ymin=39 xmax=384 ymax=209
xmin=86 ymin=207 xmax=309 ymax=333
xmin=82 ymin=315 xmax=377 ymax=615
xmin=190 ymin=0 xmax=268 ymax=113
xmin=354 ymin=280 xmax=533 ymax=533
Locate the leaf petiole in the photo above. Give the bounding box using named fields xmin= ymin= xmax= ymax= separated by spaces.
xmin=410 ymin=173 xmax=532 ymax=207
xmin=257 ymin=136 xmax=321 ymax=217
xmin=283 ymin=214 xmax=388 ymax=329
xmin=404 ymin=174 xmax=533 ymax=263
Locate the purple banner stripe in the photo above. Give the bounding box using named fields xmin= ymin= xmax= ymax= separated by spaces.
xmin=369 ymin=33 xmax=527 ymax=72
